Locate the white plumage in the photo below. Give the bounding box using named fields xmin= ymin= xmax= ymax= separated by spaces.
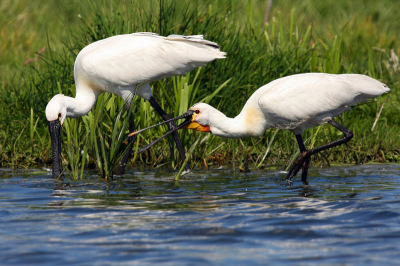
xmin=45 ymin=32 xmax=225 ymax=178
xmin=190 ymin=73 xmax=389 ymax=137
xmin=46 ymin=32 xmax=225 ymax=122
xmin=168 ymin=73 xmax=389 ymax=184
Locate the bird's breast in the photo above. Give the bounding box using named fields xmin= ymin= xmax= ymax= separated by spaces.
xmin=242 ymin=106 xmax=268 ymax=136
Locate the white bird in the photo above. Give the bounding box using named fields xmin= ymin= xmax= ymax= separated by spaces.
xmin=45 ymin=32 xmax=226 ymax=178
xmin=134 ymin=73 xmax=390 ymax=184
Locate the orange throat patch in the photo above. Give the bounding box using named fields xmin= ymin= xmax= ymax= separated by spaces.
xmin=183 ymin=122 xmax=211 ymax=132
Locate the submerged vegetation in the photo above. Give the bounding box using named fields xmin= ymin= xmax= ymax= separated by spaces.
xmin=1 ymin=0 xmax=399 ymax=178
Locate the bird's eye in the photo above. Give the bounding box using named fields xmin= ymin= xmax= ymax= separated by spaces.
xmin=58 ymin=113 xmax=62 ymax=118
xmin=195 ymin=110 xmax=200 ymax=114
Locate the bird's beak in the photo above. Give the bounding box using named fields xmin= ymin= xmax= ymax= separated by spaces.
xmin=48 ymin=119 xmax=63 ymax=178
xmin=131 ymin=110 xmax=195 ymax=154
xmin=180 ymin=113 xmax=211 ymax=132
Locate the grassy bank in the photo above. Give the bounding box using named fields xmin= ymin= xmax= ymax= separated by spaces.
xmin=1 ymin=0 xmax=399 ymax=178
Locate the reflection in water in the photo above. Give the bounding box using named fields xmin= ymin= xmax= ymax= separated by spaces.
xmin=0 ymin=164 xmax=400 ymax=265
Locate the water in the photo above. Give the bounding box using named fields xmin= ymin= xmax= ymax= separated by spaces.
xmin=1 ymin=164 xmax=400 ymax=265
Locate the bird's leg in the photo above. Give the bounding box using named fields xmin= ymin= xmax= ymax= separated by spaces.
xmin=298 ymin=138 xmax=311 ymax=185
xmin=285 ymin=134 xmax=311 ymax=185
xmin=286 ymin=120 xmax=353 ymax=184
xmin=148 ymin=96 xmax=191 ymax=172
xmin=117 ymin=103 xmax=136 ymax=176
xmin=297 ymin=134 xmax=311 ymax=185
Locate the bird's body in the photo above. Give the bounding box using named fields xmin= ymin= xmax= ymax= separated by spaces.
xmin=202 ymin=73 xmax=389 ymax=137
xmin=136 ymin=73 xmax=389 ymax=185
xmin=46 ymin=32 xmax=225 ymax=178
xmin=46 ymin=32 xmax=225 ymax=122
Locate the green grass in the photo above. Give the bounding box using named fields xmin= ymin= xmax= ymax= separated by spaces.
xmin=1 ymin=0 xmax=399 ymax=178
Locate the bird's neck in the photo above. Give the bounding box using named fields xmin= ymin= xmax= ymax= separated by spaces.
xmin=209 ymin=116 xmax=248 ymax=138
xmin=65 ymin=84 xmax=100 ymax=118
xmin=209 ymin=104 xmax=268 ymax=138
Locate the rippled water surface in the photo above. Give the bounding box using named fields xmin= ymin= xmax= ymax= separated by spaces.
xmin=1 ymin=165 xmax=400 ymax=265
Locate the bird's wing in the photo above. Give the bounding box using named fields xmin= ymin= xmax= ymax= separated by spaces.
xmin=165 ymin=34 xmax=221 ymax=48
xmin=77 ymin=34 xmax=225 ymax=87
xmin=257 ymin=73 xmax=387 ymax=129
xmin=131 ymin=32 xmax=221 ymax=48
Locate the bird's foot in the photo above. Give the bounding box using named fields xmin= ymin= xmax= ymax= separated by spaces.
xmin=285 ymin=151 xmax=311 ymax=181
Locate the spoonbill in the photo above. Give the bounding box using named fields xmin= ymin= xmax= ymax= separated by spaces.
xmin=45 ymin=32 xmax=226 ymax=178
xmin=132 ymin=73 xmax=390 ymax=185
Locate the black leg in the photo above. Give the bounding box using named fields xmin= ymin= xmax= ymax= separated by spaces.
xmin=286 ymin=120 xmax=353 ymax=184
xmin=117 ymin=103 xmax=136 ymax=176
xmin=301 ymin=157 xmax=311 ymax=185
xmin=148 ymin=96 xmax=191 ymax=172
xmin=293 ymin=134 xmax=311 ymax=185
xmin=296 ymin=134 xmax=307 ymax=153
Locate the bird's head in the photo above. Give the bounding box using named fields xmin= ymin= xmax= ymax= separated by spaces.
xmin=46 ymin=94 xmax=67 ymax=125
xmin=183 ymin=103 xmax=212 ymax=132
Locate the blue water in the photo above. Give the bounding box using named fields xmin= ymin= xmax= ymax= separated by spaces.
xmin=1 ymin=164 xmax=400 ymax=265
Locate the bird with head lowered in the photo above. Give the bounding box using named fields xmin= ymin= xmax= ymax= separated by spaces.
xmin=45 ymin=32 xmax=226 ymax=178
xmin=132 ymin=73 xmax=390 ymax=185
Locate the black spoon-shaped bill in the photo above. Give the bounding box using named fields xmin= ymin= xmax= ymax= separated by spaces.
xmin=129 ymin=110 xmax=195 ymax=137
xmin=136 ymin=117 xmax=194 ymax=154
xmin=131 ymin=110 xmax=195 ymax=154
xmin=48 ymin=119 xmax=63 ymax=178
